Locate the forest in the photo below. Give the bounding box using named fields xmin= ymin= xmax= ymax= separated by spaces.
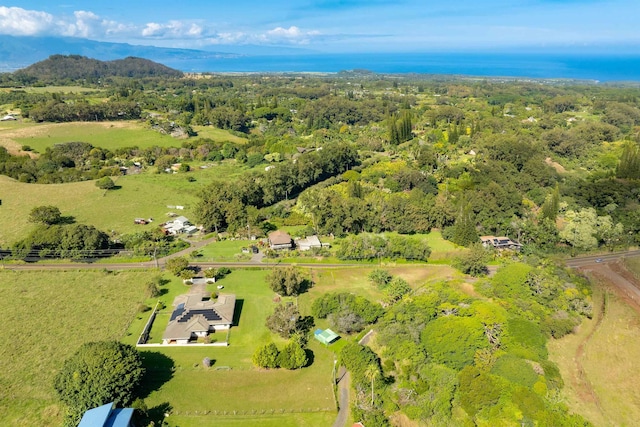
xmin=3 ymin=68 xmax=638 ymax=254
xmin=1 ymin=62 xmax=639 ymax=426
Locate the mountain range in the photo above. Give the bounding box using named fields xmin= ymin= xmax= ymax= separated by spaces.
xmin=0 ymin=35 xmax=250 ymax=72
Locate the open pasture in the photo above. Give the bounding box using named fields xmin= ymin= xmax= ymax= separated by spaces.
xmin=9 ymin=121 xmax=179 ymax=152
xmin=0 ymin=121 xmax=249 ymax=155
xmin=0 ymin=269 xmax=154 ymax=427
xmin=191 ymin=125 xmax=248 ymax=144
xmin=0 ymin=161 xmax=249 ymax=245
xmin=548 ymin=274 xmax=640 ymax=426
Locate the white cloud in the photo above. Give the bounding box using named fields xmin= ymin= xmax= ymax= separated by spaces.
xmin=0 ymin=6 xmax=323 ymax=48
xmin=0 ymin=7 xmax=131 ymax=39
xmin=260 ymin=26 xmax=321 ymax=45
xmin=142 ymin=21 xmax=204 ymax=38
xmin=0 ymin=6 xmax=56 ymax=36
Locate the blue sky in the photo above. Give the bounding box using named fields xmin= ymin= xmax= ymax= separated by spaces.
xmin=0 ymin=1 xmax=638 ymax=53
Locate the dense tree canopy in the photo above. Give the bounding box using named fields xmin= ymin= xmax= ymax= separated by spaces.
xmin=53 ymin=341 xmax=144 ymax=426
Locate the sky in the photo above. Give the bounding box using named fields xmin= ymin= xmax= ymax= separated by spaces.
xmin=0 ymin=1 xmax=638 ymax=53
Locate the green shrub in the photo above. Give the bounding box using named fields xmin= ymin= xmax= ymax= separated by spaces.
xmin=491 ymin=354 xmax=538 ymax=388
xmin=252 ymin=343 xmax=279 ymax=369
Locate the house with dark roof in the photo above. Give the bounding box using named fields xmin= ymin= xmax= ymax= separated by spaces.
xmin=162 ymin=293 xmax=235 ymax=345
xmin=480 ymin=235 xmax=522 ymax=250
xmin=78 ymin=402 xmax=134 ymax=427
xmin=268 ymin=230 xmax=293 ymax=250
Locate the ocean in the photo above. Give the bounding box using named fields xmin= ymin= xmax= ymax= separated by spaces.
xmin=162 ymin=52 xmax=640 ymax=82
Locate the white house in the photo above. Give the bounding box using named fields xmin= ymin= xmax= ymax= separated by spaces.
xmin=296 ymin=235 xmax=322 ymax=251
xmin=163 ymin=216 xmax=197 ymax=235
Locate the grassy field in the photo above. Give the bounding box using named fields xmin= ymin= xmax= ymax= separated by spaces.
xmin=9 ymin=121 xmax=180 ymax=152
xmin=0 ymin=269 xmax=154 ymax=427
xmin=623 ymin=257 xmax=640 ymax=278
xmin=126 ymin=269 xmax=336 ymax=427
xmin=196 ymin=239 xmax=256 ymax=262
xmin=548 ymin=277 xmax=640 ymax=426
xmin=298 ymin=265 xmax=459 ymax=324
xmin=128 ymin=265 xmax=456 ymax=427
xmin=0 ymin=121 xmax=249 ymax=155
xmin=0 ymin=162 xmax=249 ymax=245
xmin=0 ymin=262 xmax=457 ymax=427
xmin=192 ymin=126 xmax=248 ymax=144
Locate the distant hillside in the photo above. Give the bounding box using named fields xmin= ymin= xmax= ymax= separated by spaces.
xmin=16 ymin=55 xmax=184 ymax=80
xmin=0 ymin=35 xmax=239 ymax=72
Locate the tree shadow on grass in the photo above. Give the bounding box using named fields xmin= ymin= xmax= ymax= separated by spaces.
xmin=304 ymin=348 xmax=315 ymax=368
xmin=138 ymin=351 xmax=175 ymax=399
xmin=232 ymin=299 xmax=244 ymax=327
xmin=143 ymin=402 xmax=172 ymax=426
xmin=57 ymin=215 xmax=76 ymax=225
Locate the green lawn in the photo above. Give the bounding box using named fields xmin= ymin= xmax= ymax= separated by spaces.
xmin=0 ymin=262 xmax=457 ymax=427
xmin=0 ymin=269 xmax=154 ymax=427
xmin=196 ymin=239 xmax=256 ymax=262
xmin=129 ymin=269 xmax=337 ymax=427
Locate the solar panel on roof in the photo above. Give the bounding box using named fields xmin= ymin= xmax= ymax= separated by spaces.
xmin=177 ymin=309 xmax=221 ymax=323
xmin=169 ymin=306 xmax=186 ymax=322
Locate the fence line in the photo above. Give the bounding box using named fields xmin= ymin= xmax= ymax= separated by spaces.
xmin=168 ymin=407 xmax=335 ymax=417
xmin=137 ymin=300 xmax=160 ymax=345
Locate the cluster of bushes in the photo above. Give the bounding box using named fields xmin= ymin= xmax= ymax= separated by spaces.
xmin=252 ymin=338 xmax=308 ymax=370
xmin=368 ymin=265 xmax=592 ymax=425
xmin=12 ymin=223 xmax=110 ymax=260
xmin=28 ymin=100 xmax=141 ymax=123
xmin=0 ymin=143 xmax=121 ymax=184
xmin=312 ymin=292 xmax=383 ymax=334
xmin=336 ymin=234 xmax=431 ymax=261
xmin=368 ymin=269 xmax=412 ymax=304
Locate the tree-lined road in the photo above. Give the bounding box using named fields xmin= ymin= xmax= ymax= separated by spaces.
xmin=1 ymin=249 xmax=638 ymax=272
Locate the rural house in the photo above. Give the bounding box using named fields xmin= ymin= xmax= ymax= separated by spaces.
xmin=162 ymin=293 xmax=236 ymax=345
xmin=480 ymin=235 xmax=522 ymax=250
xmin=295 ymin=235 xmax=323 ymax=251
xmin=162 ymin=215 xmax=198 ymax=235
xmin=268 ymin=230 xmax=293 ymax=250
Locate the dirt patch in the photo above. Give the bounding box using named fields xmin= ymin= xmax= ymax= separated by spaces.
xmin=457 ymin=282 xmax=481 ymax=298
xmin=390 ymin=412 xmax=421 ymax=427
xmin=582 ymin=262 xmax=640 ymax=315
xmin=545 ymin=157 xmax=566 ymax=174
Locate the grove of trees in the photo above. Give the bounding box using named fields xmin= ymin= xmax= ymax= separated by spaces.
xmin=53 ymin=341 xmax=145 ymax=426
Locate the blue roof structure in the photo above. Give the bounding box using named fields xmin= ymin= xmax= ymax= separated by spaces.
xmin=105 ymin=408 xmax=135 ymax=427
xmin=314 ymin=328 xmax=340 ymax=345
xmin=78 ymin=402 xmax=133 ymax=427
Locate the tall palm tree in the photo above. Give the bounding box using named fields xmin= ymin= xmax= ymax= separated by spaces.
xmin=364 ymin=363 xmax=380 ymax=406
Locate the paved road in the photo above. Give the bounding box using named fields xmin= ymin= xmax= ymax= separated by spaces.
xmin=0 ymin=260 xmax=371 ymax=271
xmin=332 ymin=366 xmax=350 ymax=427
xmin=565 ymin=250 xmax=640 ymax=268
